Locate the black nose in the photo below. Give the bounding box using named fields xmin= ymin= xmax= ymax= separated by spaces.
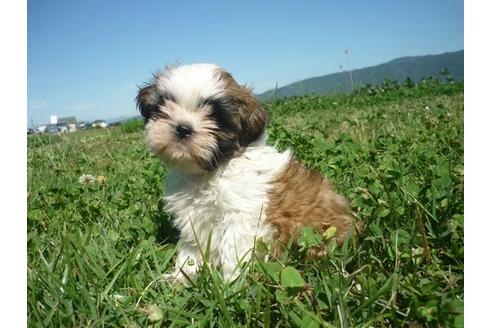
xmin=176 ymin=124 xmax=193 ymax=138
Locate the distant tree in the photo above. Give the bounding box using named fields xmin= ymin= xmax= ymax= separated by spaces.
xmin=440 ymin=68 xmax=454 ymax=83
xmin=404 ymin=77 xmax=415 ymax=88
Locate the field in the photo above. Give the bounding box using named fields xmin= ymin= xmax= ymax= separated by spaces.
xmin=27 ymin=80 xmax=464 ymax=327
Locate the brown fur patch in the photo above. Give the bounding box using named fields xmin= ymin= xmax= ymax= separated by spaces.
xmin=136 ymin=84 xmax=160 ymax=120
xmin=217 ymin=70 xmax=268 ymax=146
xmin=266 ymin=158 xmax=358 ymax=252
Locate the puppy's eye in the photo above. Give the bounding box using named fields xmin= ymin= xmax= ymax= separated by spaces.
xmin=199 ymin=97 xmax=219 ymax=109
xmin=148 ymin=92 xmax=175 ymax=121
xmin=152 ymin=110 xmax=169 ymax=120
xmin=160 ymin=92 xmax=177 ymax=105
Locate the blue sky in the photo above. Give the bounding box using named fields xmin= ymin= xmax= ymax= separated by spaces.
xmin=27 ymin=0 xmax=463 ymax=126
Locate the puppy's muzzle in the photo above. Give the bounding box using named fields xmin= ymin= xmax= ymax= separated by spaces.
xmin=176 ymin=124 xmax=193 ymax=139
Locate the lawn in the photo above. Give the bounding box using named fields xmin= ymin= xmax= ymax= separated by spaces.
xmin=27 ymin=80 xmax=464 ymax=327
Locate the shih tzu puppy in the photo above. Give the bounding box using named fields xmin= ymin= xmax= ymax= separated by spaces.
xmin=137 ymin=63 xmax=357 ymax=282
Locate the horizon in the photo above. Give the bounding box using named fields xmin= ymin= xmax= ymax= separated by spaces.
xmin=30 ymin=49 xmax=464 ymax=127
xmin=28 ymin=0 xmax=464 ymax=127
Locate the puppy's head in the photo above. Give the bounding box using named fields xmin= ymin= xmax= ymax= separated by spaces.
xmin=137 ymin=64 xmax=268 ymax=174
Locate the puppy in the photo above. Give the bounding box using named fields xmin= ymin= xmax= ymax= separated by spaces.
xmin=137 ymin=63 xmax=357 ymax=282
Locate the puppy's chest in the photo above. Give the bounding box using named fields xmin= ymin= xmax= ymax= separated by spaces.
xmin=163 ymin=173 xmax=259 ymax=225
xmin=163 ymin=169 xmax=276 ymax=227
xmin=162 ymin=147 xmax=292 ymax=228
xmin=164 ymin=179 xmax=225 ymax=224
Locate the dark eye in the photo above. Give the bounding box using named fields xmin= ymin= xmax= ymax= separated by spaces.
xmin=151 ymin=108 xmax=169 ymax=120
xmin=199 ymin=97 xmax=216 ymax=109
xmin=160 ymin=91 xmax=177 ymax=104
xmin=199 ymin=96 xmax=239 ymax=132
xmin=147 ymin=92 xmax=176 ymax=121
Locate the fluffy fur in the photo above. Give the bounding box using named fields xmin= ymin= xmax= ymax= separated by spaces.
xmin=137 ymin=63 xmax=357 ymax=282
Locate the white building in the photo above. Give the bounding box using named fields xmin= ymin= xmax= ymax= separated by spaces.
xmin=58 ymin=117 xmax=77 ymax=132
xmin=92 ymin=120 xmax=108 ymax=128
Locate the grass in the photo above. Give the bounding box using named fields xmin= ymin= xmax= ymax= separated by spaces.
xmin=27 ymin=80 xmax=464 ymax=327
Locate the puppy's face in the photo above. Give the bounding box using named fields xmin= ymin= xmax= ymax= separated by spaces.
xmin=137 ymin=64 xmax=268 ymax=174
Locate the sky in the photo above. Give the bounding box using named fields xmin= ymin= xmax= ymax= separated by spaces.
xmin=27 ymin=0 xmax=464 ymax=127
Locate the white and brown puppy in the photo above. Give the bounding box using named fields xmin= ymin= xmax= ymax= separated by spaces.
xmin=137 ymin=63 xmax=357 ymax=282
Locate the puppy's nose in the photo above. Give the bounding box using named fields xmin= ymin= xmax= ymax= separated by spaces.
xmin=175 ymin=124 xmax=193 ymax=138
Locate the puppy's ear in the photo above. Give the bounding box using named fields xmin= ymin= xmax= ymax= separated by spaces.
xmin=236 ymin=85 xmax=268 ymax=146
xmin=136 ymin=84 xmax=160 ymax=121
xmin=219 ymin=70 xmax=268 ymax=146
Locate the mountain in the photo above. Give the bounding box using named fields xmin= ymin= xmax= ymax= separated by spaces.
xmin=106 ymin=114 xmax=141 ymax=124
xmin=256 ymin=50 xmax=464 ymax=102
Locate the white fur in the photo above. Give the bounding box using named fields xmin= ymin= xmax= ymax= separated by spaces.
xmin=163 ymin=135 xmax=292 ymax=281
xmin=144 ymin=102 xmax=219 ymax=174
xmin=156 ymin=64 xmax=226 ymax=110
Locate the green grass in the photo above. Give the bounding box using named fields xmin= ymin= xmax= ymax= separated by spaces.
xmin=118 ymin=118 xmax=145 ymax=133
xmin=27 ymin=81 xmax=464 ymax=327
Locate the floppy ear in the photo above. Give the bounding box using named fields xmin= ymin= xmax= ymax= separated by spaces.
xmin=136 ymin=84 xmax=160 ymax=121
xmin=218 ymin=70 xmax=268 ymax=146
xmin=235 ymin=85 xmax=268 ymax=146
